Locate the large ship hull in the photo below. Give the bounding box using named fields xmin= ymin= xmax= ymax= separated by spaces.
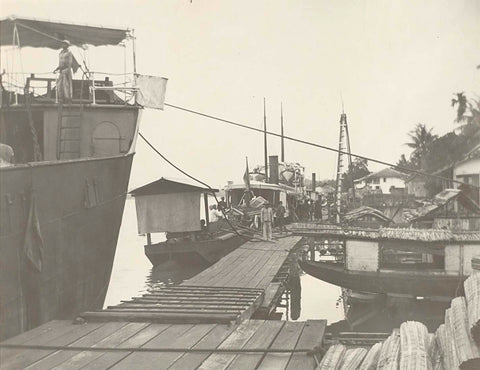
xmin=0 ymin=154 xmax=134 ymax=340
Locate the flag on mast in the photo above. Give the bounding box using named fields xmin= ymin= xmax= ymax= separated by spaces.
xmin=243 ymin=157 xmax=251 ymax=207
xmin=243 ymin=157 xmax=251 ymax=191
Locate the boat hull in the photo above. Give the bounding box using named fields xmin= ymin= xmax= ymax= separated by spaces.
xmin=299 ymin=260 xmax=465 ymax=297
xmin=0 ymin=154 xmax=133 ymax=340
xmin=145 ymin=234 xmax=246 ymax=266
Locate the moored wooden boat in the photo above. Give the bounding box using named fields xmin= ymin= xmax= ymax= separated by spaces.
xmin=131 ymin=178 xmax=250 ymax=266
xmin=144 ymin=230 xmax=247 ymax=266
xmin=297 ymin=226 xmax=480 ymax=297
xmin=300 ymin=260 xmax=465 ymax=297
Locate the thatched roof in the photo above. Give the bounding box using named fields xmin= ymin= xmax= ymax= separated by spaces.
xmin=288 ymin=223 xmax=480 ymax=243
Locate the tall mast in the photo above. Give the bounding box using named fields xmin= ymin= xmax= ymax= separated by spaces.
xmin=264 ymin=98 xmax=268 ymax=183
xmin=335 ymin=112 xmax=354 ymax=223
xmin=281 ymin=103 xmax=285 ymax=162
xmin=344 ymin=114 xmax=356 ymax=203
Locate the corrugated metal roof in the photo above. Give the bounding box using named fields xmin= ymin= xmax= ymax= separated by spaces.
xmin=404 ymin=189 xmax=480 ymax=222
xmin=130 ymin=177 xmax=217 ymax=196
xmin=344 ymin=206 xmax=392 ymax=223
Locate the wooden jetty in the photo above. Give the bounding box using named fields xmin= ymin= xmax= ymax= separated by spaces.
xmin=0 ymin=319 xmax=326 ymax=369
xmin=0 ymin=236 xmax=312 ymax=369
xmin=80 ymin=236 xmax=301 ymax=324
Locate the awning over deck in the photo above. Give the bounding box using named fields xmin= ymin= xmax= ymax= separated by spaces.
xmin=0 ymin=16 xmax=129 ymax=49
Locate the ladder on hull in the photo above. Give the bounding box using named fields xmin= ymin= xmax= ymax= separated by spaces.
xmin=57 ymin=75 xmax=87 ymax=160
xmin=57 ymin=105 xmax=82 ymax=160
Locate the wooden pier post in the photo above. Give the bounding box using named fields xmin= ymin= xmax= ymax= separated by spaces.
xmin=204 ymin=192 xmax=210 ymax=228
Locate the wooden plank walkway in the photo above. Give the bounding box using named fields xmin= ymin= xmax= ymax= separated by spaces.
xmin=0 ymin=319 xmax=326 ymax=369
xmin=184 ymin=236 xmax=302 ymax=289
xmin=81 ymin=286 xmax=264 ymax=324
xmin=80 ymin=236 xmax=301 ymax=325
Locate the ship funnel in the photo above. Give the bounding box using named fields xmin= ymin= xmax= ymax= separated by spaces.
xmin=269 ymin=155 xmax=279 ymax=184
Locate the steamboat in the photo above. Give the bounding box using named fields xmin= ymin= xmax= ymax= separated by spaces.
xmin=0 ymin=17 xmax=166 ymax=339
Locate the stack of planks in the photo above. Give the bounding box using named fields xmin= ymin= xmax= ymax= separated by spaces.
xmin=80 ymin=286 xmax=265 ymax=325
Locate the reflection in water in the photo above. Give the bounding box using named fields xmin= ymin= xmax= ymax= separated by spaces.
xmin=287 ymin=258 xmax=302 ymax=320
xmin=146 ymin=260 xmax=208 ymax=290
xmin=344 ymin=291 xmax=449 ymax=333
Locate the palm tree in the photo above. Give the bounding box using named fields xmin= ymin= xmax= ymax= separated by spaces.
xmin=406 ymin=124 xmax=437 ymax=168
xmin=396 ymin=154 xmax=413 ymax=171
xmin=451 ymin=92 xmax=468 ymax=123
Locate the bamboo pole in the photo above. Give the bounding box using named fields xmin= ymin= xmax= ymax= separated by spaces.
xmin=358 ymin=342 xmax=382 ymax=370
xmin=450 ymin=296 xmax=480 ymax=364
xmin=317 ymin=343 xmax=346 ymax=370
xmin=377 ymin=330 xmax=400 ymax=370
xmin=399 ymin=321 xmax=431 ymax=370
xmin=464 ymin=272 xmax=480 ymax=345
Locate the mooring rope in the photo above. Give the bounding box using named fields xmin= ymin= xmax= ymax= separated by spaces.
xmin=139 ymin=132 xmax=257 ymax=242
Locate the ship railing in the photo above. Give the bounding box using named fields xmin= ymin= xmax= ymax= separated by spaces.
xmin=89 ymin=72 xmax=139 ymax=105
xmin=1 ymin=72 xmax=139 ymax=106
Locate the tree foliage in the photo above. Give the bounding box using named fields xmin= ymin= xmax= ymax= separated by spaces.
xmin=341 ymin=157 xmax=369 ymax=192
xmin=406 ymin=123 xmax=438 ymax=168
xmin=452 ymin=92 xmax=468 ymax=123
xmin=396 ymin=153 xmax=416 ymax=172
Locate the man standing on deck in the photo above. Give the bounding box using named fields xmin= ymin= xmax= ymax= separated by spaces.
xmin=54 ymin=40 xmax=73 ymax=104
xmin=275 ymin=201 xmax=286 ymax=234
xmin=209 ymin=204 xmax=223 ymax=222
xmin=260 ymin=202 xmax=274 ymax=241
xmin=218 ymin=197 xmax=228 ymax=211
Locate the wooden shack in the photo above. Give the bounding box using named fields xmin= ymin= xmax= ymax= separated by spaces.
xmin=130 ymin=177 xmax=218 ymax=242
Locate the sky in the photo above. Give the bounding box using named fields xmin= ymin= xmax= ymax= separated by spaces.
xmin=2 ymin=0 xmax=480 ymax=189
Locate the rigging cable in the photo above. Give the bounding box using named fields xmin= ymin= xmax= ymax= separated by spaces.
xmin=138 ymin=132 xmax=256 ymax=242
xmin=163 ymin=102 xmax=479 ymax=190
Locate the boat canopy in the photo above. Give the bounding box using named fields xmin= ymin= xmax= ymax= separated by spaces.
xmin=224 ymin=180 xmax=297 ymax=194
xmin=130 ymin=178 xmax=218 ymax=197
xmin=0 ymin=16 xmax=130 ymax=49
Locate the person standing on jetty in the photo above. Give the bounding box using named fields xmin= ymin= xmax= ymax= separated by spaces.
xmin=275 ymin=201 xmax=286 ymax=234
xmin=54 ymin=40 xmax=73 ymax=104
xmin=218 ymin=196 xmax=227 ymax=211
xmin=261 ymin=202 xmax=274 ymax=241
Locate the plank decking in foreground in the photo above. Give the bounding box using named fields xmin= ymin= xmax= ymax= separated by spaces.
xmin=81 ymin=236 xmax=301 ymax=325
xmin=0 ymin=319 xmax=326 ymax=369
xmin=0 ymin=236 xmax=307 ymax=369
